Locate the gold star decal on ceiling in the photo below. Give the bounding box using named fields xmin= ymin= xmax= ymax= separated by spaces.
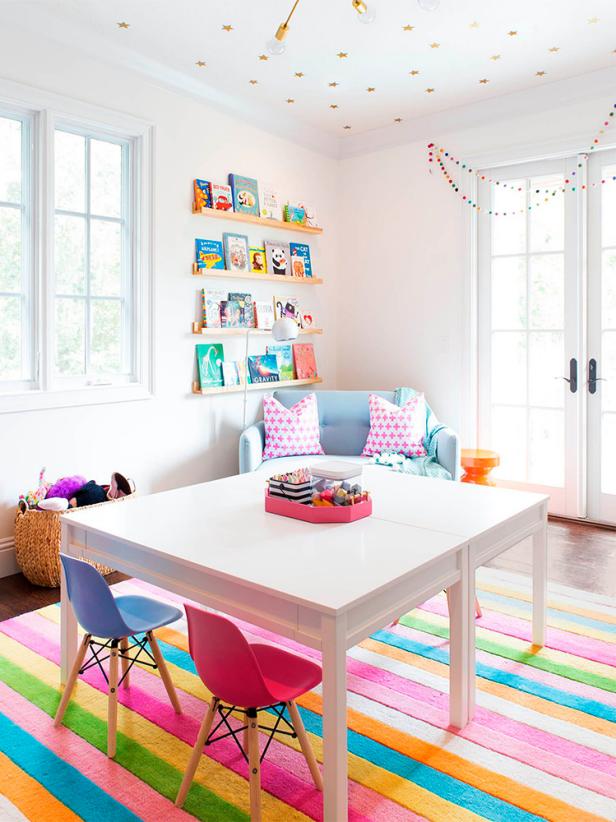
xmin=294 ymin=72 xmax=304 ymax=78
xmin=329 ymin=81 xmax=339 ymax=87
xmin=508 ymin=30 xmax=518 ymax=36
xmin=479 ymin=78 xmax=489 ymax=84
xmin=259 ymin=54 xmax=269 ymax=61
xmin=117 ymin=21 xmax=130 ymax=29
xmin=469 ymin=21 xmax=480 ymax=29
xmin=403 ymin=24 xmax=414 ymax=31
xmin=249 ymin=79 xmax=258 ymax=85
xmin=536 ymin=70 xmax=546 ymax=77
xmin=367 ymin=87 xmax=376 ymax=92
xmin=343 ymin=125 xmax=352 ymax=129
xmin=490 ymin=54 xmax=501 ymax=61
xmin=330 ymin=104 xmax=339 ymax=109
xmin=286 ymin=98 xmax=295 ymax=104
xmin=409 ymin=69 xmax=420 ymax=76
xmin=588 ymin=16 xmax=599 ymax=23
xmin=337 ymin=51 xmax=348 ymax=58
xmin=425 ymin=87 xmax=435 ymax=93
xmin=222 ymin=24 xmax=233 ymax=32
xmin=548 ymin=46 xmax=560 ymax=53
xmin=394 ymin=117 xmax=403 ymax=123
xmin=430 ymin=42 xmax=440 ymax=49
xmin=195 ymin=60 xmax=206 ymax=67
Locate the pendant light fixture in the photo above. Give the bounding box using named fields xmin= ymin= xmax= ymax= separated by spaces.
xmin=417 ymin=0 xmax=440 ymax=10
xmin=266 ymin=0 xmax=376 ymax=56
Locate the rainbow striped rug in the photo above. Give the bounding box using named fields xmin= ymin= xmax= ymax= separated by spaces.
xmin=0 ymin=568 xmax=614 ymax=821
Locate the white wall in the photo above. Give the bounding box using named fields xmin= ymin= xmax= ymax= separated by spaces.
xmin=0 ymin=29 xmax=340 ymax=549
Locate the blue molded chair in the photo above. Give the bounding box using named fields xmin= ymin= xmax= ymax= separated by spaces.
xmin=54 ymin=554 xmax=183 ymax=757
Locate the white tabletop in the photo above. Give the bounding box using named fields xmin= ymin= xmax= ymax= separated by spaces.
xmin=64 ymin=473 xmax=466 ymax=614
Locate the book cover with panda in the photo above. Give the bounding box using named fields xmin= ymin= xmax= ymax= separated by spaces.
xmin=265 ymin=241 xmax=291 ymax=276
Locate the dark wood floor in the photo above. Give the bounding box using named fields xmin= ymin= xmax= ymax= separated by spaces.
xmin=0 ymin=518 xmax=614 ymax=620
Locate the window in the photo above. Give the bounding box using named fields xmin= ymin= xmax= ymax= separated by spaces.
xmin=0 ymin=85 xmax=152 ymax=412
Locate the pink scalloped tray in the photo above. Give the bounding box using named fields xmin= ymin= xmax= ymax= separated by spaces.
xmin=265 ymin=491 xmax=372 ymax=523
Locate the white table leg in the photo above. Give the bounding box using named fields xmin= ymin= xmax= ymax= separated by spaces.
xmin=532 ymin=511 xmax=548 ymax=647
xmin=321 ymin=612 xmax=348 ymax=822
xmin=60 ymin=522 xmax=78 ymax=685
xmin=448 ymin=545 xmax=471 ymax=728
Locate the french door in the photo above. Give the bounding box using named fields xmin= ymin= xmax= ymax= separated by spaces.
xmin=479 ymin=150 xmax=616 ymax=522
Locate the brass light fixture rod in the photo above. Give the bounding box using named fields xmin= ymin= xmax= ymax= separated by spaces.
xmin=275 ymin=0 xmax=302 ymax=43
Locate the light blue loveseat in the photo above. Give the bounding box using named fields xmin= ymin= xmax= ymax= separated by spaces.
xmin=239 ymin=389 xmax=461 ymax=479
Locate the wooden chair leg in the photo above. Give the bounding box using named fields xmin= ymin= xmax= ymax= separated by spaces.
xmin=120 ymin=637 xmax=130 ymax=688
xmin=107 ymin=641 xmax=119 ymax=758
xmin=54 ymin=633 xmax=90 ymax=727
xmin=175 ymin=696 xmax=219 ymax=807
xmin=287 ymin=701 xmax=323 ymax=791
xmin=247 ymin=708 xmax=262 ymax=822
xmin=147 ymin=631 xmax=181 ymax=714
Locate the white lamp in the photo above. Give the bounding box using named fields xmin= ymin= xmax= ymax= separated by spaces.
xmin=242 ymin=318 xmax=300 ymax=429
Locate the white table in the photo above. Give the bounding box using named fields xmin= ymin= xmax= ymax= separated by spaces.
xmin=60 ymin=470 xmax=547 ymax=821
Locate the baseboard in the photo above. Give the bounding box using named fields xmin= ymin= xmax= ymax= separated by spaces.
xmin=0 ymin=537 xmax=19 ymax=578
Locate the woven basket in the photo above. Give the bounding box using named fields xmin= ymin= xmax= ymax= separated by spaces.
xmin=14 ymin=498 xmax=122 ymax=587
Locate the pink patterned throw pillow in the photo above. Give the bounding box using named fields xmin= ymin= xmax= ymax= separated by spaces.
xmin=262 ymin=393 xmax=325 ymax=460
xmin=362 ymin=393 xmax=427 ymax=458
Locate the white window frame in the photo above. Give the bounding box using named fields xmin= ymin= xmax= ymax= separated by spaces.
xmin=0 ymin=78 xmax=154 ymax=413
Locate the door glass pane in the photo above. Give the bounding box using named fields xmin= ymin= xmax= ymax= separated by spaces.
xmin=491 ymin=256 xmax=526 ymax=329
xmin=491 ymin=332 xmax=526 ymax=404
xmin=492 ymin=180 xmax=525 ymax=255
xmin=529 ymin=254 xmax=564 ymax=329
xmin=0 ymin=207 xmax=21 ymax=292
xmin=0 ymin=117 xmax=21 ymax=204
xmin=0 ymin=295 xmax=21 ymax=379
xmin=529 ymin=332 xmax=564 ymax=407
xmin=55 ymin=130 xmax=85 ymax=212
xmin=529 ymin=408 xmax=564 ymax=487
xmin=601 ymin=164 xmax=616 ymax=248
xmin=491 ymin=406 xmax=527 ymax=481
xmin=603 ymin=249 xmax=616 ymax=329
xmin=602 ymin=413 xmax=616 ymax=495
xmin=529 ymin=175 xmax=564 ymax=252
xmin=601 ymin=331 xmax=616 ymax=412
xmin=90 ymin=220 xmax=122 ymax=296
xmin=91 ymin=300 xmax=122 ymax=374
xmin=55 ymin=297 xmax=85 ymax=375
xmin=55 ymin=215 xmax=86 ymax=295
xmin=91 ymin=139 xmax=122 ymax=218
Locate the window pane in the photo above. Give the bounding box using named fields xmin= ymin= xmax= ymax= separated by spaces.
xmin=491 ymin=256 xmax=526 ymax=329
xmin=90 ymin=220 xmax=122 ymax=296
xmin=491 ymin=331 xmax=526 ymax=405
xmin=602 ymin=413 xmax=616 ymax=495
xmin=491 ymin=405 xmax=527 ymax=481
xmin=0 ymin=117 xmax=21 ymax=204
xmin=529 ymin=331 xmax=564 ymax=408
xmin=55 ymin=131 xmax=85 ymax=212
xmin=0 ymin=207 xmax=21 ymax=292
xmin=91 ymin=139 xmax=122 ymax=218
xmin=91 ymin=300 xmax=122 ymax=373
xmin=492 ymin=180 xmax=525 ymax=255
xmin=55 ymin=297 xmax=85 ymax=375
xmin=0 ymin=295 xmax=21 ymax=380
xmin=529 ymin=253 xmax=564 ymax=329
xmin=601 ymin=164 xmax=616 ymax=248
xmin=55 ymin=215 xmax=86 ymax=295
xmin=602 ymin=249 xmax=616 ymax=330
xmin=529 ymin=175 xmax=564 ymax=252
xmin=529 ymin=408 xmax=564 ymax=487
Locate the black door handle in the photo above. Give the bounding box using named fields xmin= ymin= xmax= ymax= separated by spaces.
xmin=588 ymin=358 xmax=607 ymax=394
xmin=561 ymin=358 xmax=577 ymax=393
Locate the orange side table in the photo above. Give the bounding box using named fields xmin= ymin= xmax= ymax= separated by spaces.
xmin=461 ymin=449 xmax=500 ymax=487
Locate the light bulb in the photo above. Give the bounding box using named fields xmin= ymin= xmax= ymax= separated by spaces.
xmin=358 ymin=4 xmax=376 ymax=23
xmin=417 ymin=0 xmax=439 ymax=10
xmin=267 ymin=37 xmax=287 ymax=56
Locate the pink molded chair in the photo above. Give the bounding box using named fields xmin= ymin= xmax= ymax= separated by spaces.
xmin=175 ymin=605 xmax=323 ymax=820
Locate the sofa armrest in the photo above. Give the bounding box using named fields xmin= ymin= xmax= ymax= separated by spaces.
xmin=239 ymin=421 xmax=266 ymax=473
xmin=433 ymin=426 xmax=461 ymax=481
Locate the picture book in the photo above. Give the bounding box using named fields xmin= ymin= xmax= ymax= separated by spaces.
xmin=249 ymin=247 xmax=267 ymax=274
xmin=220 ymin=300 xmax=242 ymax=328
xmin=283 ymin=203 xmax=307 ymax=225
xmin=201 ymin=288 xmax=227 ymax=328
xmin=247 ymin=354 xmax=280 ymax=384
xmin=265 ymin=241 xmax=291 ymax=277
xmin=193 ymin=179 xmax=212 ymax=210
xmin=209 ymin=182 xmax=233 ymax=212
xmin=274 ymin=296 xmax=301 ymax=326
xmin=196 ymin=343 xmax=224 ymax=389
xmin=289 ymin=242 xmax=313 ymax=278
xmin=195 ymin=238 xmax=225 ymax=270
xmin=222 ymin=361 xmax=241 ymax=387
xmin=254 ymin=300 xmax=274 ymax=330
xmin=228 ymin=174 xmax=260 ymax=216
xmin=228 ymin=292 xmax=255 ymax=328
xmin=267 ymin=344 xmax=294 ymax=381
xmin=290 ymin=256 xmax=306 ymax=279
xmin=293 ymin=343 xmax=317 ymax=380
xmin=223 ymin=232 xmax=250 ymax=272
xmin=259 ymin=184 xmax=282 ymax=221
xmin=300 ymin=311 xmax=314 ymax=329
xmin=297 ymin=202 xmax=319 ymax=228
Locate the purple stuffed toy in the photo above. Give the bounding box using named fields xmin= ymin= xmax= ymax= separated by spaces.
xmin=46 ymin=475 xmax=87 ymax=501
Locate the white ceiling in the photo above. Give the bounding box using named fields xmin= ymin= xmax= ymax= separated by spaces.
xmin=2 ymin=0 xmax=616 ymax=146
